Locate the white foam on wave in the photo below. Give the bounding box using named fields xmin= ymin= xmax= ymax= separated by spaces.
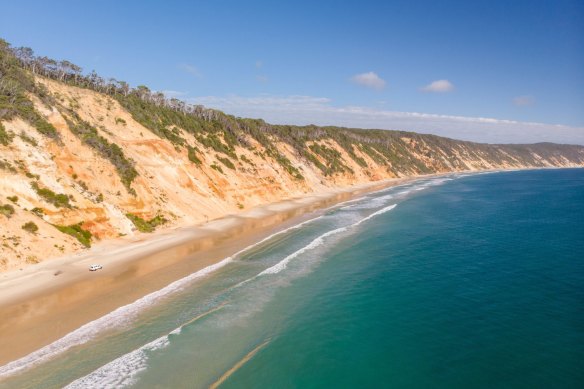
xmin=396 ymin=189 xmax=414 ymax=196
xmin=345 ymin=194 xmax=393 ymax=210
xmin=258 ymin=227 xmax=349 ymax=275
xmin=426 ymin=177 xmax=454 ymax=185
xmin=259 ymin=203 xmax=398 ymax=276
xmin=0 ymin=214 xmax=327 ymax=379
xmin=395 ymin=177 xmax=450 ymax=195
xmin=235 ymin=215 xmax=324 ymax=259
xmin=376 ymin=194 xmax=394 ymax=202
xmin=403 ymin=183 xmax=429 ymax=193
xmin=341 ymin=176 xmax=452 ymax=212
xmin=366 ymin=184 xmax=408 ymax=197
xmin=65 ymin=335 xmax=170 ymax=389
xmin=353 ymin=204 xmax=397 ymax=227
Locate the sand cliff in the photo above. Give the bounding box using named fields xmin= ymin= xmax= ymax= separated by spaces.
xmin=1 ymin=77 xmax=583 ymax=271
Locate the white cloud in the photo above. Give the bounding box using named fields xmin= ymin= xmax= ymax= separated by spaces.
xmin=178 ymin=63 xmax=203 ymax=78
xmin=513 ymin=95 xmax=535 ymax=106
xmin=187 ymin=94 xmax=584 ymax=145
xmin=160 ymin=90 xmax=187 ymax=98
xmin=191 ymin=95 xmax=332 ymax=113
xmin=351 ymin=71 xmax=386 ymax=90
xmin=256 ymin=75 xmax=269 ymax=83
xmin=421 ymin=79 xmax=454 ymax=93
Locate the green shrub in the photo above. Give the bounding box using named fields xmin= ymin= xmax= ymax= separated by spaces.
xmin=126 ymin=213 xmax=151 ymax=232
xmin=210 ymin=163 xmax=223 ymax=174
xmin=148 ymin=215 xmax=168 ymax=228
xmin=0 ymin=123 xmax=14 ymax=145
xmin=54 ymin=223 xmax=92 ymax=247
xmin=196 ymin=133 xmax=237 ymax=159
xmin=0 ymin=203 xmax=15 ymax=218
xmin=25 ymin=172 xmax=40 ymax=180
xmin=115 ymin=93 xmax=187 ymax=146
xmin=31 ymin=207 xmax=44 ymax=217
xmin=7 ymin=195 xmax=18 ymax=203
xmin=22 ymin=221 xmax=38 ymax=233
xmin=126 ymin=213 xmax=168 ymax=233
xmin=115 ymin=117 xmax=127 ymax=125
xmin=187 ymin=146 xmax=202 ymax=165
xmin=308 ymin=143 xmax=352 ymax=176
xmin=33 ymin=117 xmax=58 ymax=139
xmin=216 ymin=155 xmax=235 ymax=170
xmin=240 ymin=154 xmax=255 ymax=166
xmin=31 ymin=182 xmax=72 ymax=208
xmin=269 ymin=150 xmax=304 ymax=179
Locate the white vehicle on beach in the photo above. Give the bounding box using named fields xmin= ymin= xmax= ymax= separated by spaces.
xmin=89 ymin=264 xmax=103 ymax=271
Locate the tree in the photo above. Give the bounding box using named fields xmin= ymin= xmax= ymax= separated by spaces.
xmin=13 ymin=47 xmax=35 ymax=73
xmin=119 ymin=81 xmax=130 ymax=96
xmin=70 ymin=62 xmax=82 ymax=82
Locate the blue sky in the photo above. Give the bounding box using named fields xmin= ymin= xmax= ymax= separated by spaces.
xmin=1 ymin=0 xmax=583 ymax=144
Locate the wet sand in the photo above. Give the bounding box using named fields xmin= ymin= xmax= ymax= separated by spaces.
xmin=0 ymin=178 xmax=414 ymax=366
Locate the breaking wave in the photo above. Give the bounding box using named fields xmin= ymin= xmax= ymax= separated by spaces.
xmin=259 ymin=203 xmax=397 ymax=276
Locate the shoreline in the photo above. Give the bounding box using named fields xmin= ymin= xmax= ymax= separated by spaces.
xmin=0 ymin=176 xmax=420 ymax=368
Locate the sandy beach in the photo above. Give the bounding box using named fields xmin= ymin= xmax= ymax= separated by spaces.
xmin=0 ymin=177 xmax=416 ymax=367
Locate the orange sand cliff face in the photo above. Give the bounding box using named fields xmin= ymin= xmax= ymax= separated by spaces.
xmin=1 ymin=78 xmax=583 ymax=271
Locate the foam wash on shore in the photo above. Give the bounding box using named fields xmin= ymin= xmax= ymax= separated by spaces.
xmin=1 ymin=169 xmax=583 ymax=388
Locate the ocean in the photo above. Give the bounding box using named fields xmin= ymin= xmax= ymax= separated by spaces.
xmin=1 ymin=169 xmax=583 ymax=388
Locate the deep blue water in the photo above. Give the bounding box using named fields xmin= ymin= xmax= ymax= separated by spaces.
xmin=221 ymin=169 xmax=584 ymax=388
xmin=2 ymin=169 xmax=583 ymax=388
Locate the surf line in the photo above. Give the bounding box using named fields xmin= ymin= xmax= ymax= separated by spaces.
xmin=232 ymin=214 xmax=324 ymax=260
xmin=209 ymin=339 xmax=271 ymax=389
xmin=257 ymin=203 xmax=398 ymax=277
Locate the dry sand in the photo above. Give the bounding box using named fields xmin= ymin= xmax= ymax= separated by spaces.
xmin=0 ymin=177 xmax=415 ymax=366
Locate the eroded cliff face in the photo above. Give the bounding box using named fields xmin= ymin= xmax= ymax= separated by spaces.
xmin=1 ymin=78 xmax=583 ymax=271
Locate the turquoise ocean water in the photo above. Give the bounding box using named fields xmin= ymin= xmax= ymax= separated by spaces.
xmin=1 ymin=169 xmax=583 ymax=388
